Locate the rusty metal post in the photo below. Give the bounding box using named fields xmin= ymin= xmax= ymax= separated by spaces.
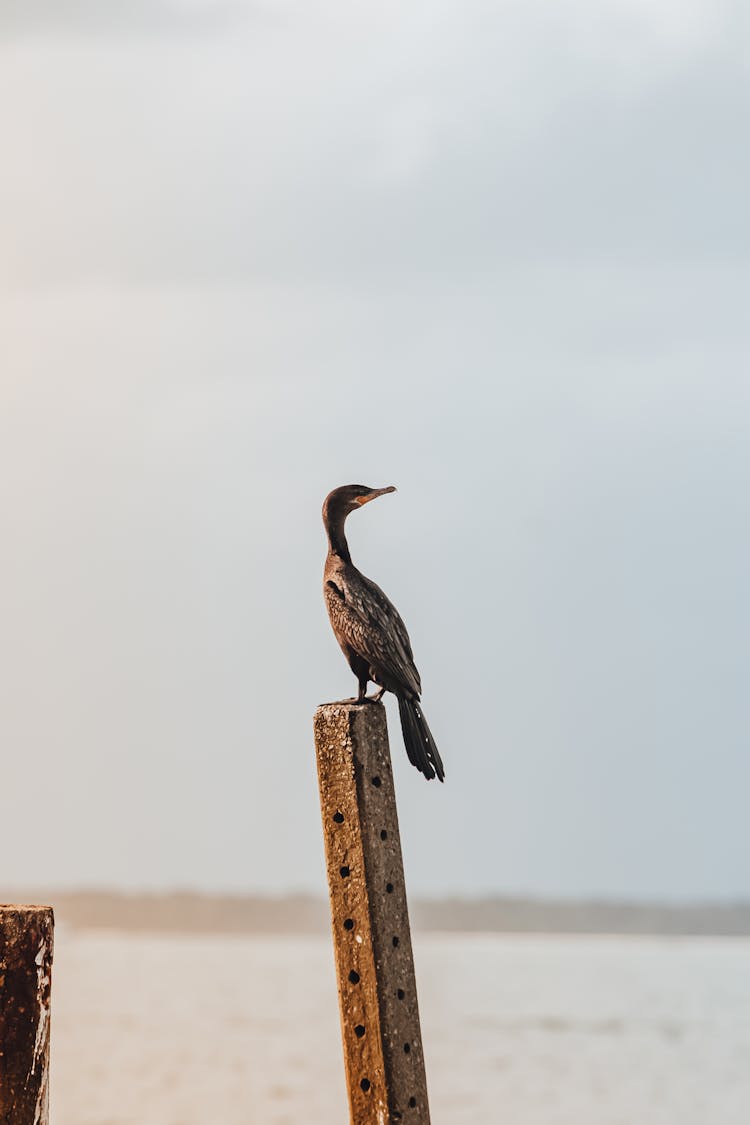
xmin=314 ymin=701 xmax=430 ymax=1125
xmin=0 ymin=906 xmax=54 ymax=1125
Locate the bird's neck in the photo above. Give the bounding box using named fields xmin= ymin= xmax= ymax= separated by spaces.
xmin=325 ymin=517 xmax=352 ymax=565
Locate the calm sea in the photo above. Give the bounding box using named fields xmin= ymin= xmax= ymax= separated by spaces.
xmin=51 ymin=930 xmax=750 ymax=1124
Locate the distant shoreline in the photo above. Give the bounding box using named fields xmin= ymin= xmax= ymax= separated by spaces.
xmin=4 ymin=890 xmax=750 ymax=937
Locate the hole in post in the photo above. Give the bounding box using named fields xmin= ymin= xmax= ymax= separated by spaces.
xmin=380 ymin=830 xmax=388 ymax=840
xmin=360 ymin=1078 xmax=371 ymax=1092
xmin=371 ymin=776 xmax=382 ymax=788
xmin=403 ymin=1042 xmax=411 ymax=1054
xmin=392 ymin=935 xmax=400 ymax=948
xmin=348 ymin=970 xmax=360 ymax=984
xmin=340 ymin=866 xmax=350 ymax=878
xmin=354 ymin=1024 xmax=365 ymax=1038
xmin=333 ymin=811 xmax=344 ymax=823
xmin=409 ymin=1097 xmax=417 ymax=1108
xmin=386 ymin=883 xmax=394 ymax=893
xmin=344 ymin=918 xmax=354 ymax=931
xmin=397 ymin=989 xmax=405 ymax=1000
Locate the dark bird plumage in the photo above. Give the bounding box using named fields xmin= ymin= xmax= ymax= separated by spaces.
xmin=322 ymin=484 xmax=445 ymax=782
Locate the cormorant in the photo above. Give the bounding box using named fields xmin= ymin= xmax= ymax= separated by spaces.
xmin=322 ymin=484 xmax=445 ymax=782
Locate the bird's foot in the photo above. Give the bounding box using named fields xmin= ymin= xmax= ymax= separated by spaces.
xmin=349 ymin=685 xmax=387 ymax=705
xmin=360 ymin=688 xmax=386 ymax=704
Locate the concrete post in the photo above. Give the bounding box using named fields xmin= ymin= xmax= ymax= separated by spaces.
xmin=314 ymin=701 xmax=430 ymax=1125
xmin=0 ymin=906 xmax=54 ymax=1125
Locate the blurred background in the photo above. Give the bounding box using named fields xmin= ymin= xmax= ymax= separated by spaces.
xmin=1 ymin=1 xmax=749 ymax=1122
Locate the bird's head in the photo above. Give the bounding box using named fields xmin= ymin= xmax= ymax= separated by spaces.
xmin=323 ymin=483 xmax=397 ymax=526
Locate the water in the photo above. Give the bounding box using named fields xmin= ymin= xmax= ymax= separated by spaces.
xmin=50 ymin=931 xmax=750 ymax=1124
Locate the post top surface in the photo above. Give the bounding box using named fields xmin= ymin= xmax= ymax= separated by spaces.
xmin=0 ymin=904 xmax=54 ymax=913
xmin=316 ymin=700 xmax=385 ymax=714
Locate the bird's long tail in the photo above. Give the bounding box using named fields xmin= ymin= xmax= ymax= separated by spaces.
xmin=397 ymin=696 xmax=445 ymax=783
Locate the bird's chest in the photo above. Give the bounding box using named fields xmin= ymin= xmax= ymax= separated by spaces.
xmin=323 ymin=565 xmax=366 ymax=638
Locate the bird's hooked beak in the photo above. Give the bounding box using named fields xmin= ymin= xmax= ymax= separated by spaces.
xmin=355 ymin=485 xmax=397 ymax=506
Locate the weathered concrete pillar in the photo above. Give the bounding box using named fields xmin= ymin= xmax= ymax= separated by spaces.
xmin=0 ymin=906 xmax=54 ymax=1125
xmin=314 ymin=701 xmax=430 ymax=1125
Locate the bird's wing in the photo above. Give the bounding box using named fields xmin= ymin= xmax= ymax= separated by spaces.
xmin=326 ymin=569 xmax=422 ymax=697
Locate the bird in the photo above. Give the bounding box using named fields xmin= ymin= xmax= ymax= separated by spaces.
xmin=322 ymin=483 xmax=445 ymax=782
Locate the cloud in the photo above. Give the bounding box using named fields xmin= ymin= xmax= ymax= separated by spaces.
xmin=0 ymin=0 xmax=250 ymax=39
xmin=0 ymin=0 xmax=748 ymax=290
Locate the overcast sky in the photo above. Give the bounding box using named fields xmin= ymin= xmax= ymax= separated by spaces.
xmin=1 ymin=0 xmax=748 ymax=900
